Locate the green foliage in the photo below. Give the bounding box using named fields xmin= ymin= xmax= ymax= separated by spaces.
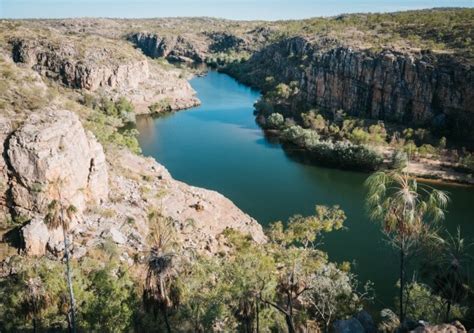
xmin=310 ymin=140 xmax=384 ymax=171
xmin=0 ymin=255 xmax=139 ymax=332
xmin=82 ymin=261 xmax=137 ymax=333
xmin=401 ymin=282 xmax=466 ymax=323
xmin=391 ymin=150 xmax=408 ymax=170
xmin=82 ymin=95 xmax=136 ymax=124
xmin=302 ymin=110 xmax=326 ymax=132
xmin=281 ymin=125 xmax=319 ymax=147
xmin=86 ymin=112 xmax=141 ymax=154
xmin=148 ymin=98 xmax=172 ymax=113
xmin=365 ymin=170 xmax=450 ymax=323
xmin=266 ymin=112 xmax=285 ymax=129
xmin=460 ymin=153 xmax=474 ymax=172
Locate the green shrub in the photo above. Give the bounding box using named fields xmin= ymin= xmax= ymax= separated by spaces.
xmin=266 ymin=113 xmax=285 ymax=129
xmin=309 ymin=140 xmax=384 ymax=171
xmin=282 ymin=125 xmax=319 ymax=148
xmin=391 ymin=150 xmax=408 ymax=170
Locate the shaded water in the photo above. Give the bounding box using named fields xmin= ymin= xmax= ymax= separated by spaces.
xmin=136 ymin=71 xmax=474 ymax=310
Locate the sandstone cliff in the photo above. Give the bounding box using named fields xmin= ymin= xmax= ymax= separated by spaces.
xmin=0 ymin=109 xmax=264 ymax=257
xmin=9 ymin=31 xmax=199 ymax=114
xmin=225 ymin=36 xmax=474 ymax=142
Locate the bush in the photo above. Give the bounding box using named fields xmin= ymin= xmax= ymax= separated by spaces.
xmin=391 ymin=150 xmax=408 ymax=170
xmin=282 ymin=125 xmax=319 ymax=148
xmin=266 ymin=113 xmax=285 ymax=129
xmin=310 ymin=140 xmax=384 ymax=171
xmin=402 ymin=282 xmax=466 ymax=324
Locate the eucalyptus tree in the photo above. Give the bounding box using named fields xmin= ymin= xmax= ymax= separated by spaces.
xmin=261 ymin=205 xmax=347 ymax=333
xmin=44 ymin=180 xmax=78 ymax=333
xmin=365 ymin=170 xmax=449 ymax=324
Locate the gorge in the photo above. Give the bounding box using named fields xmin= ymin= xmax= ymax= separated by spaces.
xmin=0 ymin=8 xmax=474 ymax=332
xmin=136 ymin=69 xmax=474 ymax=312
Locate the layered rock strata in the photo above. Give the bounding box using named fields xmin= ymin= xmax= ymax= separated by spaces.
xmin=226 ymin=36 xmax=474 ymax=141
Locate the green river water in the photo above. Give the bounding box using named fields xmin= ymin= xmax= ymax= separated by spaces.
xmin=136 ymin=70 xmax=474 ymax=311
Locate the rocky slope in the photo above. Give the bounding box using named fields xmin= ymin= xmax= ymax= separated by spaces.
xmin=6 ymin=28 xmax=199 ymax=114
xmin=0 ymin=109 xmax=264 ymax=258
xmin=225 ymin=36 xmax=474 ymax=142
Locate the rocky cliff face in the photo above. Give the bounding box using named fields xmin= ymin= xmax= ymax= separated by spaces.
xmin=226 ymin=36 xmax=474 ymax=141
xmin=11 ymin=38 xmax=148 ymax=91
xmin=0 ymin=109 xmax=264 ymax=257
xmin=9 ymin=34 xmax=199 ymax=114
xmin=0 ymin=109 xmax=109 ymax=255
xmin=128 ymin=30 xmax=265 ymax=63
xmin=129 ymin=33 xmax=208 ymax=63
xmin=5 ymin=109 xmax=109 ymax=216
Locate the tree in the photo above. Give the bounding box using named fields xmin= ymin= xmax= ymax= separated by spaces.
xmin=261 ymin=206 xmax=348 ymax=332
xmin=143 ymin=212 xmax=179 ymax=333
xmin=45 ymin=181 xmax=78 ymax=333
xmin=365 ymin=170 xmax=449 ymax=325
xmin=23 ymin=276 xmax=50 ymax=333
xmin=267 ymin=113 xmax=285 ymax=129
xmin=422 ymin=228 xmax=472 ymax=321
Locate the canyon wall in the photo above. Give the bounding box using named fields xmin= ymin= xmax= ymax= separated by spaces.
xmin=225 ymin=37 xmax=474 ymax=141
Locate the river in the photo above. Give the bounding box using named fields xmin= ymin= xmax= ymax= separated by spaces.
xmin=136 ymin=70 xmax=474 ymax=311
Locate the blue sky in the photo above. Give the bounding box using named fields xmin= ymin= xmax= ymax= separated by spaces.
xmin=1 ymin=0 xmax=472 ymax=20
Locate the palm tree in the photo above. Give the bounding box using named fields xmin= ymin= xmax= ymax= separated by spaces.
xmin=426 ymin=228 xmax=472 ymax=321
xmin=44 ymin=180 xmax=78 ymax=333
xmin=143 ymin=212 xmax=179 ymax=333
xmin=365 ymin=170 xmax=449 ymax=324
xmin=143 ymin=249 xmax=180 ymax=333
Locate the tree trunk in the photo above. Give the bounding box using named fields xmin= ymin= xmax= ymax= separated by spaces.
xmin=255 ymin=297 xmax=260 ymax=333
xmin=63 ymin=225 xmax=76 ymax=333
xmin=446 ymin=299 xmax=452 ymax=322
xmin=285 ymin=315 xmax=296 ymax=333
xmin=163 ymin=307 xmax=171 ymax=333
xmin=399 ymin=247 xmax=405 ymax=325
xmin=33 ymin=317 xmax=37 ymax=333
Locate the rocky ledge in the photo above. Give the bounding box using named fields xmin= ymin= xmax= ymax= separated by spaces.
xmin=0 ymin=109 xmax=264 ymax=257
xmin=10 ymin=32 xmax=200 ymax=114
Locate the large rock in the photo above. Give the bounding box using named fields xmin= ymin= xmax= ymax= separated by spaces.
xmin=332 ymin=318 xmax=365 ymax=333
xmin=107 ymin=149 xmax=266 ymax=254
xmin=355 ymin=310 xmax=377 ymax=333
xmin=6 ymin=109 xmax=108 ymax=215
xmin=21 ymin=217 xmax=63 ymax=256
xmin=411 ymin=321 xmax=467 ymax=333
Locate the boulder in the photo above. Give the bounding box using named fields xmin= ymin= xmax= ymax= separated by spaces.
xmin=21 ymin=217 xmax=63 ymax=256
xmin=355 ymin=310 xmax=377 ymax=333
xmin=411 ymin=321 xmax=467 ymax=333
xmin=332 ymin=318 xmax=365 ymax=333
xmin=6 ymin=109 xmax=108 ymax=215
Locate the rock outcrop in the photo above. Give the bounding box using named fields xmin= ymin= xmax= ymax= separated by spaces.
xmin=10 ymin=33 xmax=200 ymax=114
xmin=128 ymin=29 xmax=268 ymax=63
xmin=5 ymin=109 xmax=109 ymax=215
xmin=0 ymin=109 xmax=264 ymax=257
xmin=226 ymin=36 xmax=474 ymax=141
xmin=411 ymin=321 xmax=467 ymax=333
xmin=105 ymin=149 xmax=266 ymax=254
xmin=129 ymin=33 xmax=208 ymax=63
xmin=11 ymin=37 xmax=148 ymax=91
